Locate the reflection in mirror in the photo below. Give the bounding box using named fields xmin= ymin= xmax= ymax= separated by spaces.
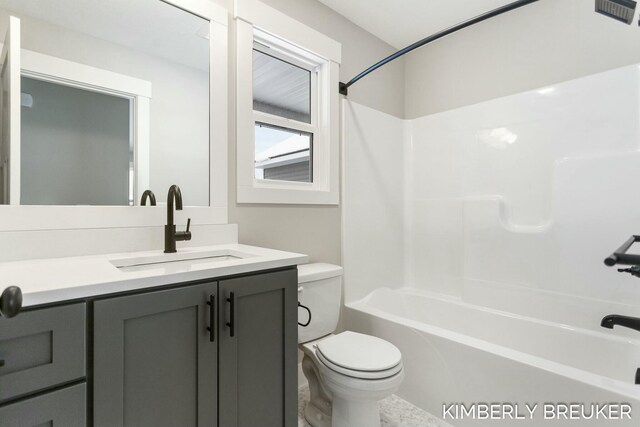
xmin=21 ymin=76 xmax=133 ymax=205
xmin=0 ymin=0 xmax=210 ymax=206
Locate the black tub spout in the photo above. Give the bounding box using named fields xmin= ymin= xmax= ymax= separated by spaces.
xmin=601 ymin=314 xmax=640 ymax=333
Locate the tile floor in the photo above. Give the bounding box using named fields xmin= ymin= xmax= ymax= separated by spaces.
xmin=297 ymin=386 xmax=453 ymax=427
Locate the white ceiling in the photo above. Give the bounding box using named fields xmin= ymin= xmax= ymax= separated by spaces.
xmin=318 ymin=0 xmax=519 ymax=49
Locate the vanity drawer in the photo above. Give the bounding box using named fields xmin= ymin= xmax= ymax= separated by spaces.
xmin=0 ymin=383 xmax=86 ymax=427
xmin=0 ymin=303 xmax=86 ymax=402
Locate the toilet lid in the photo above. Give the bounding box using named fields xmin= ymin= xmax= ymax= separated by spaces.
xmin=315 ymin=331 xmax=402 ymax=372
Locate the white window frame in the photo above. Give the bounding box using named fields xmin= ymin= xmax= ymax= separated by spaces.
xmin=235 ymin=0 xmax=341 ymax=205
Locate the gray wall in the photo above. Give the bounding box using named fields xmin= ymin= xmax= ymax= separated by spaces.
xmin=21 ymin=77 xmax=131 ymax=206
xmin=215 ymin=0 xmax=405 ymax=264
xmin=405 ymin=0 xmax=640 ymax=118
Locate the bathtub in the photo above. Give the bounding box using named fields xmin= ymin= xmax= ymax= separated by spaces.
xmin=345 ymin=288 xmax=640 ymax=426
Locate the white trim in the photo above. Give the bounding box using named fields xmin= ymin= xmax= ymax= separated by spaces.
xmin=0 ymin=2 xmax=229 ymax=231
xmin=235 ymin=1 xmax=341 ymax=205
xmin=209 ymin=15 xmax=228 ymax=214
xmin=21 ymin=50 xmax=152 ymax=98
xmin=135 ymin=97 xmax=151 ymax=200
xmin=1 ymin=17 xmax=20 ymax=205
xmin=234 ymin=0 xmax=341 ymax=64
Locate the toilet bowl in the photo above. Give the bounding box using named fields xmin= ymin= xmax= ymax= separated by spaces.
xmin=298 ymin=264 xmax=404 ymax=427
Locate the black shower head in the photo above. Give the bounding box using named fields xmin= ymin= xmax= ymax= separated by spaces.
xmin=595 ymin=0 xmax=637 ymax=25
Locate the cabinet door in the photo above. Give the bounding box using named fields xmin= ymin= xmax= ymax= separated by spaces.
xmin=93 ymin=283 xmax=217 ymax=427
xmin=0 ymin=383 xmax=86 ymax=427
xmin=219 ymin=269 xmax=297 ymax=427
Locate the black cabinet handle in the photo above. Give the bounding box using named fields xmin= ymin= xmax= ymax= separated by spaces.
xmin=0 ymin=359 xmax=4 ymax=367
xmin=226 ymin=292 xmax=235 ymax=337
xmin=0 ymin=286 xmax=22 ymax=318
xmin=206 ymin=294 xmax=215 ymax=342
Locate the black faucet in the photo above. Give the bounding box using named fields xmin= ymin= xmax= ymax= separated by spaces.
xmin=165 ymin=185 xmax=191 ymax=253
xmin=601 ymin=314 xmax=640 ymax=333
xmin=140 ymin=189 xmax=156 ymax=206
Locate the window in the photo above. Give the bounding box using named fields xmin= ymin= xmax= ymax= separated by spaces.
xmin=235 ymin=0 xmax=341 ymax=204
xmin=252 ymin=45 xmax=316 ymax=184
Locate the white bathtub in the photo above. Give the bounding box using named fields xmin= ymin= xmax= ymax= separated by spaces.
xmin=345 ymin=288 xmax=640 ymax=426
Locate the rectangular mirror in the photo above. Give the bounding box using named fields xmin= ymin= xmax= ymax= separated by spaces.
xmin=0 ymin=0 xmax=210 ymax=206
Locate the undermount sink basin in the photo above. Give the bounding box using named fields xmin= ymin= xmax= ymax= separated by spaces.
xmin=110 ymin=249 xmax=255 ymax=273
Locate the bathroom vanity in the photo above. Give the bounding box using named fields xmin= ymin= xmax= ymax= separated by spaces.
xmin=0 ymin=244 xmax=305 ymax=427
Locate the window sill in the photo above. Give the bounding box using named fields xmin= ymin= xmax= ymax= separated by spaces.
xmin=237 ymin=183 xmax=338 ymax=205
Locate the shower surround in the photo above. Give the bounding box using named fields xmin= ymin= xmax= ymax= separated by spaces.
xmin=342 ymin=64 xmax=640 ymax=426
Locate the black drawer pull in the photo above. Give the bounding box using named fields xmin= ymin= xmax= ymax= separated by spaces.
xmin=0 ymin=286 xmax=22 ymax=318
xmin=226 ymin=292 xmax=235 ymax=337
xmin=0 ymin=359 xmax=4 ymax=367
xmin=206 ymin=294 xmax=215 ymax=342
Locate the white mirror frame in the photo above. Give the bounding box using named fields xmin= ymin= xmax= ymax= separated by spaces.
xmin=0 ymin=0 xmax=228 ymax=231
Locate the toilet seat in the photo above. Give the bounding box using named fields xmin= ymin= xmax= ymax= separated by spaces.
xmin=314 ymin=331 xmax=402 ymax=380
xmin=316 ymin=348 xmax=403 ymax=379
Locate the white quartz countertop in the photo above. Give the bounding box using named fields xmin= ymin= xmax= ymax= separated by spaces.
xmin=1 ymin=244 xmax=308 ymax=307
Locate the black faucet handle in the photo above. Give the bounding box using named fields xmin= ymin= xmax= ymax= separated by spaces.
xmin=174 ymin=219 xmax=192 ymax=243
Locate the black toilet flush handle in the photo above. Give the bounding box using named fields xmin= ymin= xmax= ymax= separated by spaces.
xmin=298 ymin=302 xmax=311 ymax=327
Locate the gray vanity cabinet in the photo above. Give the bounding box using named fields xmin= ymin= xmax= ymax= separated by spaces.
xmin=93 ymin=282 xmax=218 ymax=427
xmin=1 ymin=268 xmax=297 ymax=427
xmin=218 ymin=269 xmax=298 ymax=427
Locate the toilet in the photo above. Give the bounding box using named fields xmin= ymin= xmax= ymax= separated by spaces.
xmin=297 ymin=263 xmax=404 ymax=427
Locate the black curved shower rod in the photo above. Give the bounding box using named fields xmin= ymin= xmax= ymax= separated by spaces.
xmin=339 ymin=0 xmax=540 ymax=96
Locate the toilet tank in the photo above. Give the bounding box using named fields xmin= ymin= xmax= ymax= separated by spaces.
xmin=297 ymin=263 xmax=343 ymax=344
